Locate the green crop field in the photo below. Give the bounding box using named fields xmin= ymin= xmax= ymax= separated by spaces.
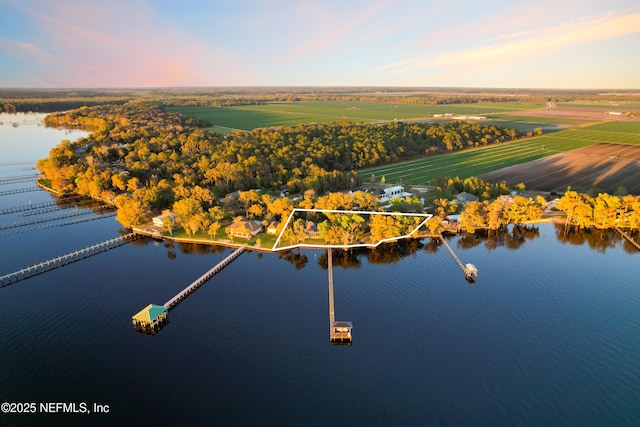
xmin=485 ymin=113 xmax=591 ymax=127
xmin=359 ymin=122 xmax=640 ymax=186
xmin=169 ymin=101 xmax=546 ymax=132
xmin=581 ymin=121 xmax=640 ymax=133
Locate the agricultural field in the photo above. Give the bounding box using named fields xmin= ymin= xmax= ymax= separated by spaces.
xmin=172 ymin=100 xmax=640 ymax=193
xmin=169 ymin=101 xmax=546 ymax=132
xmin=359 ymin=121 xmax=640 ymax=187
xmin=502 ymin=102 xmax=640 ymax=123
xmin=556 ymin=101 xmax=640 ymax=110
xmin=479 ymin=143 xmax=640 ymax=194
xmin=483 ymin=113 xmax=590 ymax=130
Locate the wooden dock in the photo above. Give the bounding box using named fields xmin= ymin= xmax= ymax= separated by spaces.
xmin=327 ymin=248 xmax=353 ymax=344
xmin=615 ymin=227 xmax=640 ymax=251
xmin=1 ymin=212 xmax=116 ymax=237
xmin=163 ymin=245 xmax=247 ymax=310
xmin=0 ymin=199 xmax=80 ymax=216
xmin=0 ymin=161 xmax=36 ymax=167
xmin=0 ymin=187 xmax=41 ymax=197
xmin=0 ymin=174 xmax=41 ymax=185
xmin=0 ymin=205 xmax=113 ymax=230
xmin=438 ymin=235 xmax=478 ymax=283
xmin=0 ymin=233 xmax=140 ymax=286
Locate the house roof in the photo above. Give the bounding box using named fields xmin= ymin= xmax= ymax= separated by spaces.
xmin=226 ymin=220 xmax=262 ymax=234
xmin=132 ymin=304 xmax=167 ymax=323
xmin=456 ymin=192 xmax=479 ymax=202
xmin=332 ymin=321 xmax=353 ymax=328
xmin=383 ymin=185 xmax=404 ymax=194
xmin=267 ymin=221 xmax=280 ymax=229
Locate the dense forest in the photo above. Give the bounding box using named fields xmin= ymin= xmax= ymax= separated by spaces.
xmin=36 ymin=101 xmax=519 ymax=212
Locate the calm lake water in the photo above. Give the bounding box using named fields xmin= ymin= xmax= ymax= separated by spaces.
xmin=1 ymin=114 xmax=639 ymax=426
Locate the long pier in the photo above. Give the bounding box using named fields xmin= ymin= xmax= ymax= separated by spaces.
xmin=0 ymin=161 xmax=37 ymax=167
xmin=163 ymin=245 xmax=247 ymax=310
xmin=1 ymin=200 xmax=68 ymax=215
xmin=0 ymin=233 xmax=140 ymax=286
xmin=438 ymin=235 xmax=478 ymax=283
xmin=0 ymin=206 xmax=113 ymax=230
xmin=0 ymin=174 xmax=41 ymax=185
xmin=615 ymin=227 xmax=640 ymax=251
xmin=0 ymin=187 xmax=41 ymax=197
xmin=1 ymin=212 xmax=117 ymax=237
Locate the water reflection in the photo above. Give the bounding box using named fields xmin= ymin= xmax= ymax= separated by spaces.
xmin=156 ymin=222 xmax=636 ymax=271
xmin=278 ymin=250 xmax=309 ymax=270
xmin=553 ymin=223 xmax=637 ymax=254
xmin=470 ymin=225 xmax=541 ymax=251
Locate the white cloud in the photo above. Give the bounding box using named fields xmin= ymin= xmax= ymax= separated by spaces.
xmin=384 ymin=10 xmax=640 ymax=73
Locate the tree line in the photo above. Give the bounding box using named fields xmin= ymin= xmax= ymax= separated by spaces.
xmin=6 ymin=87 xmax=631 ymax=113
xmin=438 ymin=189 xmax=640 ymax=234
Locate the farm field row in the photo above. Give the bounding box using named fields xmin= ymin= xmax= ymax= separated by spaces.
xmin=556 ymin=101 xmax=640 ymax=110
xmin=169 ymin=101 xmax=546 ymax=132
xmin=484 ymin=113 xmax=590 ymax=127
xmin=359 ymin=122 xmax=639 ymax=186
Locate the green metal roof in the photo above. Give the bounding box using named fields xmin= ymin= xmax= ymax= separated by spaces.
xmin=132 ymin=304 xmax=167 ymax=323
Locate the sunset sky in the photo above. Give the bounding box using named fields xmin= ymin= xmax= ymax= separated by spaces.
xmin=1 ymin=0 xmax=639 ymax=89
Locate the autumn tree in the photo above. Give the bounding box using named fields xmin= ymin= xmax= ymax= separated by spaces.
xmin=162 ymin=215 xmax=175 ymax=236
xmin=173 ymin=197 xmax=203 ymax=236
xmin=115 ymin=194 xmax=152 ymax=228
xmin=208 ymin=221 xmax=221 ymax=239
xmin=592 ymin=193 xmax=620 ymax=229
xmin=369 ymin=214 xmax=400 ymax=243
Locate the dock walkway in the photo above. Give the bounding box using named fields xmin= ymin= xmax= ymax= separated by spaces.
xmin=0 ymin=233 xmax=139 ymax=286
xmin=615 ymin=227 xmax=640 ymax=251
xmin=0 ymin=187 xmax=41 ymax=197
xmin=0 ymin=199 xmax=73 ymax=215
xmin=163 ymin=245 xmax=247 ymax=310
xmin=0 ymin=205 xmax=113 ymax=230
xmin=438 ymin=235 xmax=478 ymax=282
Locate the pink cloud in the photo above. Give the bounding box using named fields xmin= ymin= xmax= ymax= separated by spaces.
xmin=0 ymin=37 xmax=56 ymax=63
xmin=13 ymin=0 xmax=254 ymax=87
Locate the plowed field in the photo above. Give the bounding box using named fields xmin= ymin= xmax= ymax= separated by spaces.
xmin=479 ymin=143 xmax=640 ymax=193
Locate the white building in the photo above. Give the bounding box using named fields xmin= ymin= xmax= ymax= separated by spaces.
xmin=378 ymin=186 xmax=412 ymax=203
xmin=152 ymin=210 xmax=177 ymax=227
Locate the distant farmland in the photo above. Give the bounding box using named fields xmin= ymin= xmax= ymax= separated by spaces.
xmin=169 ymin=101 xmax=545 ymax=132
xmin=359 ymin=122 xmax=640 ymax=187
xmin=173 ymin=101 xmax=640 ymax=192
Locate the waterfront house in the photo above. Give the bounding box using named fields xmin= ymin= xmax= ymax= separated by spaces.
xmin=152 ymin=210 xmax=177 ymax=227
xmin=305 ymin=221 xmax=319 ymax=238
xmin=226 ymin=218 xmax=263 ymax=239
xmin=266 ymin=221 xmax=280 ymax=235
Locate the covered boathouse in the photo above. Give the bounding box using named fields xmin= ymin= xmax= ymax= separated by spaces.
xmin=330 ymin=321 xmax=353 ymax=344
xmin=132 ymin=304 xmax=168 ymax=334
